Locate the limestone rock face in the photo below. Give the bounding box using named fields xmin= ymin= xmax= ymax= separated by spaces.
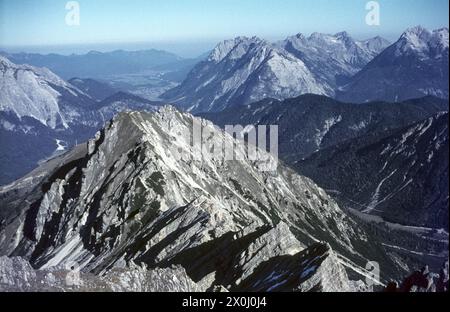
xmin=339 ymin=27 xmax=449 ymax=103
xmin=0 ymin=56 xmax=159 ymax=186
xmin=0 ymin=107 xmax=400 ymax=291
xmin=161 ymin=32 xmax=389 ymax=113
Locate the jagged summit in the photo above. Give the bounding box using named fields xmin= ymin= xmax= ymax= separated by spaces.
xmin=161 ymin=31 xmax=388 ymax=112
xmin=339 ymin=26 xmax=449 ymax=103
xmin=400 ymin=25 xmax=449 ymax=40
xmin=163 ymin=38 xmax=324 ymax=112
xmin=397 ymin=26 xmax=449 ymax=57
xmin=334 ymin=31 xmax=351 ymax=38
xmin=0 ymin=108 xmax=397 ymax=291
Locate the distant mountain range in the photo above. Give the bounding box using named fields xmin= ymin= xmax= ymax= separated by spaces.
xmin=162 ymin=26 xmax=448 ymax=112
xmin=0 ymin=49 xmax=202 ymax=80
xmin=161 ymin=32 xmax=389 ymax=112
xmin=3 ymin=26 xmax=446 ymax=112
xmin=281 ymin=32 xmax=390 ymax=91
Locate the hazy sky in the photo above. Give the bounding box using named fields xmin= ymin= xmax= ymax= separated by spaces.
xmin=0 ymin=0 xmax=448 ymax=57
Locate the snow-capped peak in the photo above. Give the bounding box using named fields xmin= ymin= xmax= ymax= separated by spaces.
xmin=400 ymin=26 xmax=433 ymax=47
xmin=430 ymin=27 xmax=450 ymax=50
xmin=285 ymin=31 xmax=388 ymax=58
xmin=338 ymin=26 xmax=448 ymax=103
xmin=403 ymin=25 xmax=430 ymax=36
xmin=1 ymin=55 xmax=68 ymax=87
xmin=0 ymin=56 xmax=90 ymax=129
xmin=397 ymin=26 xmax=449 ymax=57
xmin=162 ymin=31 xmax=390 ymax=112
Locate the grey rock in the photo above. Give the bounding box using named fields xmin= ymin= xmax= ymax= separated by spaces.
xmin=238 ymin=243 xmax=351 ymax=292
xmin=161 ymin=32 xmax=388 ymax=112
xmin=0 ymin=256 xmax=202 ymax=292
xmin=0 ymin=107 xmax=391 ymax=290
xmin=296 ymin=112 xmax=449 ymax=230
xmin=339 ymin=27 xmax=449 ymax=103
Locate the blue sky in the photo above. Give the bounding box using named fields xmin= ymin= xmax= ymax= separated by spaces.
xmin=0 ymin=0 xmax=448 ymax=57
